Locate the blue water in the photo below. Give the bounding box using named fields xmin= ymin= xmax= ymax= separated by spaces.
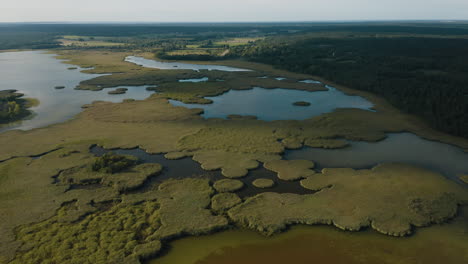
xmin=125 ymin=56 xmax=251 ymax=72
xmin=169 ymin=86 xmax=374 ymax=121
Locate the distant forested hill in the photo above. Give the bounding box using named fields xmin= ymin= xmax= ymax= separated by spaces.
xmin=231 ymin=35 xmax=468 ymax=139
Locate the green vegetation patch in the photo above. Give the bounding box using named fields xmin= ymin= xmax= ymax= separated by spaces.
xmin=192 ymin=150 xmax=279 ymax=178
xmin=10 ymin=178 xmax=229 ymax=264
xmin=264 ymin=160 xmax=315 ymax=181
xmin=108 ymin=88 xmax=128 ymax=95
xmin=59 ymin=163 xmax=162 ymax=192
xmin=12 ymin=201 xmax=162 ymax=264
xmin=0 ymin=89 xmax=35 ymax=124
xmin=211 ymin=193 xmax=242 ymax=212
xmin=178 ymin=123 xmax=285 ymax=154
xmin=229 ymin=163 xmax=468 ymax=236
xmin=92 ymin=152 xmax=137 ymax=173
xmin=149 ymin=178 xmax=228 ymax=239
xmin=213 ymin=179 xmax=244 ymax=192
xmin=252 ymin=178 xmax=275 ymax=188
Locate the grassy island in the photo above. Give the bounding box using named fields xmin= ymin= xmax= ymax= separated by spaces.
xmin=0 ymin=89 xmax=36 ymax=124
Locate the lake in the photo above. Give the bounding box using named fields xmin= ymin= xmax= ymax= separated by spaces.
xmin=0 ymin=51 xmax=154 ymax=132
xmin=169 ymin=86 xmax=374 ymax=121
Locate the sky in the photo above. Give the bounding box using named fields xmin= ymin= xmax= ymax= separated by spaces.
xmin=1 ymin=0 xmax=468 ymax=22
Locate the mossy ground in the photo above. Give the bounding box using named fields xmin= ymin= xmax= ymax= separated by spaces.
xmin=213 ymin=179 xmax=244 ymax=192
xmin=1 ymin=49 xmax=468 ymax=263
xmin=252 ymin=178 xmax=275 ymax=188
xmin=264 ymin=160 xmax=315 ymax=181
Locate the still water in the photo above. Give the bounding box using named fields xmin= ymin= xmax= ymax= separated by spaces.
xmin=148 ymin=208 xmax=468 ymax=264
xmin=169 ymin=86 xmax=374 ymax=121
xmin=286 ymin=133 xmax=468 ymax=182
xmin=0 ymin=51 xmax=154 ymax=132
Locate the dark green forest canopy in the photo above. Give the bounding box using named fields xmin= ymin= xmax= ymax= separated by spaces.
xmin=230 ymin=36 xmax=468 ymax=138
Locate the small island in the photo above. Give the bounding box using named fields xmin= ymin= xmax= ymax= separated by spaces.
xmin=108 ymin=88 xmax=128 ymax=95
xmin=252 ymin=178 xmax=275 ymax=188
xmin=0 ymin=89 xmax=36 ymax=124
xmin=293 ymin=101 xmax=311 ymax=106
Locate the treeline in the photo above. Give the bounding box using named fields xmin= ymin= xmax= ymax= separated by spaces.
xmin=4 ymin=22 xmax=468 ymax=50
xmin=230 ymin=36 xmax=468 ymax=138
xmin=0 ymin=31 xmax=60 ymax=50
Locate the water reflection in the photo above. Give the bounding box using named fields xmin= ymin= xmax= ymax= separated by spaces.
xmin=169 ymin=86 xmax=374 ymax=121
xmin=286 ymin=133 xmax=468 ymax=183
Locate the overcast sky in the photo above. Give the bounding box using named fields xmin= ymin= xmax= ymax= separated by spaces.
xmin=2 ymin=0 xmax=468 ymax=22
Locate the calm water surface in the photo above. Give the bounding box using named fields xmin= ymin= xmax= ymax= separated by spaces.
xmin=125 ymin=56 xmax=250 ymax=72
xmin=0 ymin=51 xmax=154 ymax=132
xmin=286 ymin=133 xmax=468 ymax=183
xmin=149 ymin=209 xmax=468 ymax=264
xmin=169 ymin=86 xmax=374 ymax=121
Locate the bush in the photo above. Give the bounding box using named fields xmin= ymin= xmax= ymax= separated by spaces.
xmin=91 ymin=152 xmax=137 ymax=174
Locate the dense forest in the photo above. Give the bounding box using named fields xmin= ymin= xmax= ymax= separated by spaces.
xmin=230 ymin=36 xmax=468 ymax=138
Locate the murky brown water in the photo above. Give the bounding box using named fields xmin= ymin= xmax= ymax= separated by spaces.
xmin=149 ymin=207 xmax=468 ymax=264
